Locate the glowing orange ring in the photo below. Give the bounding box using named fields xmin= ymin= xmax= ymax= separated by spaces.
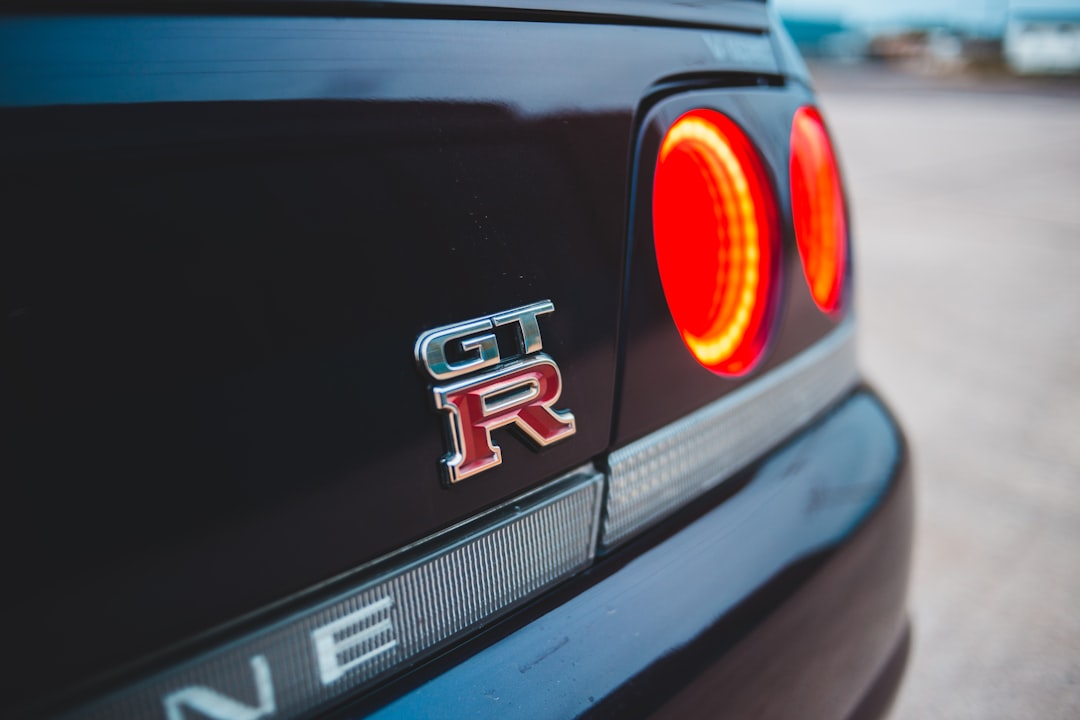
xmin=790 ymin=106 xmax=847 ymax=315
xmin=653 ymin=109 xmax=778 ymax=376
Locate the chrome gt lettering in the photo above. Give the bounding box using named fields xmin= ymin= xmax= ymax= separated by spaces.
xmin=415 ymin=318 xmax=500 ymax=381
xmin=491 ymin=300 xmax=553 ymax=355
xmin=416 ymin=300 xmax=575 ymax=484
xmin=415 ymin=300 xmax=554 ymax=381
xmin=162 ymin=655 xmax=275 ymax=720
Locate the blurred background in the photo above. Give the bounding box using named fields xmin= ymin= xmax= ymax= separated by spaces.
xmin=771 ymin=0 xmax=1080 ymax=717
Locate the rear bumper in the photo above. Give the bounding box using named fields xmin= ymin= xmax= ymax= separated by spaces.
xmin=351 ymin=388 xmax=913 ymax=719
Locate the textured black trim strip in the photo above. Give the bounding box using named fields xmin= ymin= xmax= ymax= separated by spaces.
xmin=48 ymin=469 xmax=604 ymax=720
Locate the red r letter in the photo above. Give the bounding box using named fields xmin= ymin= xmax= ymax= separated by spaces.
xmin=433 ymin=354 xmax=576 ymax=483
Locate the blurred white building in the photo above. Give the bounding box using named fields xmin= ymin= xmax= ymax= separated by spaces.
xmin=1005 ymin=10 xmax=1080 ymax=74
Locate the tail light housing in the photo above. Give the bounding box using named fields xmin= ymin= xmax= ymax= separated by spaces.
xmin=652 ymin=109 xmax=779 ymax=377
xmin=790 ymin=106 xmax=848 ymax=315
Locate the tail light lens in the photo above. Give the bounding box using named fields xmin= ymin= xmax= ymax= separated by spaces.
xmin=652 ymin=109 xmax=778 ymax=377
xmin=790 ymin=106 xmax=848 ymax=315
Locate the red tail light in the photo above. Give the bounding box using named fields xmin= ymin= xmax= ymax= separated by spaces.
xmin=652 ymin=109 xmax=778 ymax=377
xmin=790 ymin=106 xmax=847 ymax=315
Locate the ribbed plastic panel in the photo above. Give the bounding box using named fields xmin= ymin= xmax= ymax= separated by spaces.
xmin=64 ymin=470 xmax=603 ymax=720
xmin=602 ymin=322 xmax=857 ymax=547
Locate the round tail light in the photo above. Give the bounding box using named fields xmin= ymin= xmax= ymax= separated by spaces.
xmin=790 ymin=106 xmax=848 ymax=315
xmin=652 ymin=109 xmax=778 ymax=377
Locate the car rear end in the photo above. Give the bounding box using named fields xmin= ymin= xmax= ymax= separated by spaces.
xmin=0 ymin=2 xmax=912 ymax=718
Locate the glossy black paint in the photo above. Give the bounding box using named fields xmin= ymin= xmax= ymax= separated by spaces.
xmin=0 ymin=11 xmax=785 ymax=712
xmin=3 ymin=91 xmax=628 ymax=718
xmin=333 ymin=388 xmax=912 ymax=719
xmin=1 ymin=6 xmax=905 ymax=720
xmin=596 ymin=398 xmax=910 ymax=720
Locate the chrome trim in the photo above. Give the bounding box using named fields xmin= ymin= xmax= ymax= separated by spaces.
xmin=602 ymin=321 xmax=858 ymax=547
xmin=414 ymin=300 xmax=555 ymax=381
xmin=491 ymin=300 xmax=554 ymax=355
xmin=415 ymin=317 xmax=501 ymax=381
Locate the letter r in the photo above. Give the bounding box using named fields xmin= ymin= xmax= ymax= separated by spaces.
xmin=433 ymin=354 xmax=576 ymax=483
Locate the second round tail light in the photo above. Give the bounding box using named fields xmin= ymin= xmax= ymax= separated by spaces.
xmin=790 ymin=106 xmax=848 ymax=315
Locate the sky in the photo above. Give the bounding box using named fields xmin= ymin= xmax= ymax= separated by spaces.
xmin=773 ymin=0 xmax=1080 ymax=32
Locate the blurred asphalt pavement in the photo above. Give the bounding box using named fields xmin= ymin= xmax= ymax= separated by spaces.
xmin=811 ymin=63 xmax=1080 ymax=719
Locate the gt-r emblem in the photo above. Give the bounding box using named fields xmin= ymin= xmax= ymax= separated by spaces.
xmin=415 ymin=300 xmax=576 ymax=484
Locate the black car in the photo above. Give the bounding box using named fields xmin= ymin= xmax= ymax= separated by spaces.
xmin=0 ymin=2 xmax=912 ymax=718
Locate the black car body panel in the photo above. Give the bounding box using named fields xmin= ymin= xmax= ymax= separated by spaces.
xmin=340 ymin=389 xmax=911 ymax=720
xmin=0 ymin=3 xmax=911 ymax=718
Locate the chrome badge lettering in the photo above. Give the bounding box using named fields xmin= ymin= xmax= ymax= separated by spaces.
xmin=415 ymin=300 xmax=576 ymax=483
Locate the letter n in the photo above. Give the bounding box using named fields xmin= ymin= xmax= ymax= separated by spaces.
xmin=162 ymin=655 xmax=276 ymax=720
